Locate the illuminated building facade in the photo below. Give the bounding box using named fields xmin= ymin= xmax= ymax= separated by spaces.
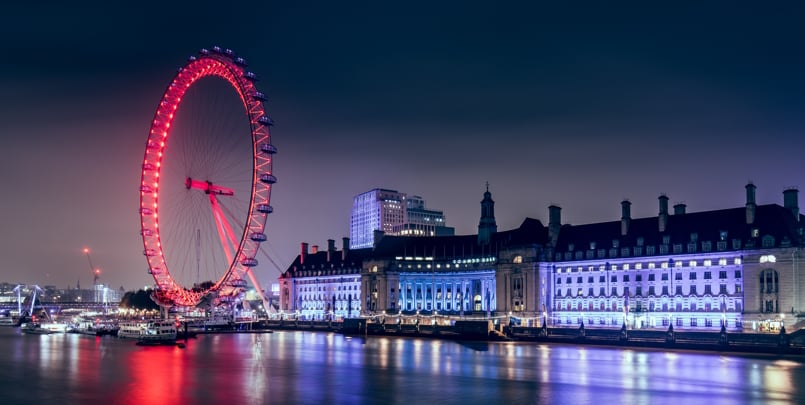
xmin=543 ymin=184 xmax=805 ymax=332
xmin=284 ymin=184 xmax=805 ymax=331
xmin=349 ymin=188 xmax=452 ymax=249
xmin=278 ymin=238 xmax=369 ymax=319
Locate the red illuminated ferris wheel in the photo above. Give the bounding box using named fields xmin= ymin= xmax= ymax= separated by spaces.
xmin=138 ymin=47 xmax=276 ymax=307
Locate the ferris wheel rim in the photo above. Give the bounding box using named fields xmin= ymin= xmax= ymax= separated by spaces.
xmin=138 ymin=47 xmax=275 ymax=307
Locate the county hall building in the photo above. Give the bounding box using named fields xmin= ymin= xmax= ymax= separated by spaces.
xmin=279 ymin=183 xmax=805 ymax=332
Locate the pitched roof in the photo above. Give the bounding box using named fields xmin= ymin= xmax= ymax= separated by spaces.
xmin=370 ymin=217 xmax=549 ymax=260
xmin=554 ymin=204 xmax=804 ymax=252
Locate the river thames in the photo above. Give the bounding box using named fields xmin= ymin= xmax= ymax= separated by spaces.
xmin=0 ymin=327 xmax=803 ymax=404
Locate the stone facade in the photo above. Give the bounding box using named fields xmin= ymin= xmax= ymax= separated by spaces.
xmin=280 ymin=184 xmax=805 ymax=331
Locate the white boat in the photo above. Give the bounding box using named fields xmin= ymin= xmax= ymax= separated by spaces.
xmin=117 ymin=320 xmax=177 ymax=342
xmin=21 ymin=322 xmax=69 ymax=334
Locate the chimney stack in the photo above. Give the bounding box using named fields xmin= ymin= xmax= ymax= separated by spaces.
xmin=342 ymin=237 xmax=350 ymax=261
xmin=621 ymin=200 xmax=631 ymax=236
xmin=658 ymin=195 xmax=669 ymax=232
xmin=673 ymin=203 xmax=686 ymax=215
xmin=784 ymin=188 xmax=799 ymax=221
xmin=300 ymin=242 xmax=309 ymax=264
xmin=746 ymin=183 xmax=757 ymax=225
xmin=548 ymin=205 xmax=562 ymax=246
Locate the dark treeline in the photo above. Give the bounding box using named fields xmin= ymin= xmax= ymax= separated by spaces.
xmin=119 ymin=289 xmax=159 ymax=310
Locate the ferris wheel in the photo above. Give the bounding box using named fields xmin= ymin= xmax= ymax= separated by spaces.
xmin=138 ymin=47 xmax=276 ymax=307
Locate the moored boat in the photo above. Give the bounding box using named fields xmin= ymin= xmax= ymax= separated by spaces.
xmin=21 ymin=321 xmax=69 ymax=334
xmin=118 ymin=320 xmax=177 ymax=342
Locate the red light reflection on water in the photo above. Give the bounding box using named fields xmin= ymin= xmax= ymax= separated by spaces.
xmin=120 ymin=346 xmax=188 ymax=404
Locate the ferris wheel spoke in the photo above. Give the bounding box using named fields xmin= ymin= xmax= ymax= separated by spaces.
xmin=139 ymin=47 xmax=275 ymax=308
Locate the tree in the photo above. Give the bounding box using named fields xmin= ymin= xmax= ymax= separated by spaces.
xmin=119 ymin=289 xmax=160 ymax=311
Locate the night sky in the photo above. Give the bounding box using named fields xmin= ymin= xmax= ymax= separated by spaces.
xmin=1 ymin=2 xmax=804 ymax=291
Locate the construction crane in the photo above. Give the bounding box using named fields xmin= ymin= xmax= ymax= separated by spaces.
xmin=83 ymin=247 xmax=100 ymax=286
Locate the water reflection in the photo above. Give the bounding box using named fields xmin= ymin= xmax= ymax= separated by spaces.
xmin=0 ymin=328 xmax=804 ymax=403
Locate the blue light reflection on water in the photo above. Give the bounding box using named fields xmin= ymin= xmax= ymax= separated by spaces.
xmin=0 ymin=328 xmax=802 ymax=404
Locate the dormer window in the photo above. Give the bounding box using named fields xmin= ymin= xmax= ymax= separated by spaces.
xmin=612 ymin=239 xmax=620 ymax=248
xmin=590 ymin=241 xmax=596 ymax=250
xmin=690 ymin=233 xmax=698 ymax=242
xmin=568 ymin=243 xmax=575 ymax=251
xmin=720 ymin=231 xmax=728 ymax=241
xmin=636 ymin=237 xmax=644 ymax=246
xmin=662 ymin=235 xmax=670 ymax=245
xmin=752 ymin=228 xmax=760 ymax=238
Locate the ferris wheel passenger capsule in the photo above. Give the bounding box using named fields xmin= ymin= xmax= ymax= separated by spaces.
xmin=259 ymin=174 xmax=277 ymax=184
xmin=260 ymin=143 xmax=277 ymax=154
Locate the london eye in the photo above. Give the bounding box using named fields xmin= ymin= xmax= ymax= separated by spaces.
xmin=138 ymin=47 xmax=276 ymax=307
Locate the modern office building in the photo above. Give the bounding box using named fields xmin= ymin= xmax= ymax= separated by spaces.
xmin=283 ymin=184 xmax=805 ymax=332
xmin=349 ymin=188 xmax=452 ymax=249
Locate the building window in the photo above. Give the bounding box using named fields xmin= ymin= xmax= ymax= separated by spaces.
xmin=611 ymin=275 xmax=617 ymax=282
xmin=675 ymin=286 xmax=682 ymax=295
xmin=690 ymin=285 xmax=697 ymax=295
xmin=636 ymin=274 xmax=642 ymax=282
xmin=662 ymin=286 xmax=669 ymax=295
xmin=513 ymin=255 xmax=523 ymax=264
xmin=704 ymin=271 xmax=712 ymax=280
xmin=557 ymin=278 xmax=562 ymax=284
xmin=719 ymin=271 xmax=727 ymax=279
xmin=599 ymin=275 xmax=605 ymax=282
xmin=760 ymin=269 xmax=779 ymax=294
xmin=675 ymin=273 xmax=682 ymax=281
xmin=599 ymin=287 xmax=605 ymax=296
xmin=648 ymin=274 xmax=655 ymax=281
xmin=735 ymin=270 xmax=742 ymax=279
xmin=648 ymin=286 xmax=655 ymax=296
xmin=611 ymin=287 xmax=617 ymax=296
xmin=635 ymin=286 xmax=642 ymax=296
xmin=704 ymin=285 xmax=712 ymax=295
xmin=577 ymin=276 xmax=583 ymax=283
xmin=623 ymin=275 xmax=630 ymax=282
xmin=588 ymin=276 xmax=594 ymax=283
xmin=662 ymin=273 xmax=669 ymax=281
xmin=720 ymin=284 xmax=728 ymax=294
